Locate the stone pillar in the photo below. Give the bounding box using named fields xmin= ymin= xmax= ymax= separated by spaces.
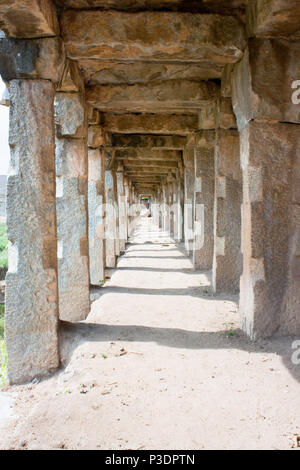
xmin=183 ymin=145 xmax=195 ymax=255
xmin=231 ymin=37 xmax=300 ymax=338
xmin=212 ymin=129 xmax=242 ymax=293
xmin=123 ymin=176 xmax=129 ymax=241
xmin=162 ymin=183 xmax=170 ymax=233
xmin=105 ymin=150 xmax=118 ymax=268
xmin=55 ymin=91 xmax=90 ymax=322
xmin=88 ymin=147 xmax=105 ymax=286
xmin=239 ymin=121 xmax=299 ymax=338
xmin=193 ymin=131 xmax=215 ymax=270
xmin=117 ymin=164 xmax=126 ymax=253
xmin=6 ymin=80 xmax=59 ymax=384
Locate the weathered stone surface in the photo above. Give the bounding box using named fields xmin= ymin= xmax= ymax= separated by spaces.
xmin=55 ymin=92 xmax=86 ymax=138
xmin=114 ymin=149 xmax=182 ymax=161
xmin=232 ymin=39 xmax=300 ymax=130
xmin=0 ymin=37 xmax=65 ymax=84
xmin=221 ymin=63 xmax=234 ymax=97
xmin=56 ymin=0 xmax=247 ymax=15
xmin=61 ymin=11 xmax=246 ymax=63
xmin=57 ymin=59 xmax=84 ymax=93
xmin=87 ymin=106 xmax=100 ymax=125
xmin=105 ymin=166 xmax=118 ymax=268
xmin=239 ymin=121 xmax=299 ymax=338
xmin=6 ymin=80 xmax=59 ymax=384
xmin=103 ymin=113 xmax=198 ymax=135
xmin=199 ymin=102 xmax=217 ymax=130
xmin=124 ymin=159 xmax=179 ymax=169
xmin=80 ymin=60 xmax=222 ymax=85
xmin=247 ymin=0 xmax=300 ymax=38
xmin=117 ymin=166 xmax=127 ymax=252
xmin=0 ymin=0 xmax=59 ymax=38
xmin=183 ymin=147 xmax=195 ymax=254
xmin=217 ymin=97 xmax=237 ymax=130
xmin=56 ymin=136 xmax=90 ymax=322
xmin=88 ymin=125 xmax=103 ymax=148
xmin=86 ymin=80 xmax=218 ymax=114
xmin=111 ymin=134 xmax=186 ymax=149
xmin=87 ymin=80 xmax=218 ymax=114
xmin=193 ymin=131 xmax=215 ymax=270
xmin=212 ymin=129 xmax=242 ymax=293
xmin=88 ymin=148 xmax=105 ymax=285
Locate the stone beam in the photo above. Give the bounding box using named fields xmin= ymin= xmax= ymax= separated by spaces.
xmin=61 ymin=10 xmax=246 ymax=64
xmin=114 ymin=149 xmax=182 ymax=161
xmin=103 ymin=114 xmax=198 ymax=135
xmin=0 ymin=38 xmax=65 ymax=85
xmin=80 ymin=60 xmax=223 ymax=85
xmin=232 ymin=38 xmax=300 ymax=130
xmin=86 ymin=80 xmax=218 ymax=114
xmin=247 ymin=0 xmax=300 ymax=38
xmin=0 ymin=0 xmax=59 ymax=38
xmin=111 ymin=134 xmax=187 ymax=150
xmin=123 ymin=160 xmax=179 ymax=168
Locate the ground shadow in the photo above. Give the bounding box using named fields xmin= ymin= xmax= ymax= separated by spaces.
xmin=59 ymin=321 xmax=300 ymax=385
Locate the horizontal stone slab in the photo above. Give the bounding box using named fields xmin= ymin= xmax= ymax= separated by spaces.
xmin=0 ymin=0 xmax=59 ymax=38
xmin=232 ymin=38 xmax=300 ymax=129
xmin=111 ymin=134 xmax=187 ymax=149
xmin=114 ymin=149 xmax=182 ymax=160
xmin=0 ymin=37 xmax=65 ymax=84
xmin=61 ymin=10 xmax=246 ymax=64
xmin=103 ymin=113 xmax=198 ymax=134
xmin=86 ymin=80 xmax=218 ymax=114
xmin=247 ymin=0 xmax=300 ymax=38
xmin=123 ymin=159 xmax=179 ymax=168
xmin=56 ymin=0 xmax=247 ymax=16
xmin=80 ymin=59 xmax=222 ymax=85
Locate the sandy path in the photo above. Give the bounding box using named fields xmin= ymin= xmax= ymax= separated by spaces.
xmin=1 ymin=218 xmax=300 ymax=450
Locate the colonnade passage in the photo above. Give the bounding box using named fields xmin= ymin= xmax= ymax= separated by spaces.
xmin=0 ymin=0 xmax=299 ymax=385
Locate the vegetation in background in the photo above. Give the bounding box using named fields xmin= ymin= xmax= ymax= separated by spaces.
xmin=0 ymin=223 xmax=8 ymax=280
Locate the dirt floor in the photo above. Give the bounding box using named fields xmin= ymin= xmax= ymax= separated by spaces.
xmin=1 ymin=217 xmax=300 ymax=450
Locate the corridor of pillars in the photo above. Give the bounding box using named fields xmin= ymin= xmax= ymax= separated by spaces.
xmin=0 ymin=0 xmax=299 ymax=385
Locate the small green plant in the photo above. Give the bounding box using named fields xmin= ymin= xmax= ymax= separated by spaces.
xmin=64 ymin=389 xmax=72 ymax=394
xmin=102 ymin=354 xmax=107 ymax=359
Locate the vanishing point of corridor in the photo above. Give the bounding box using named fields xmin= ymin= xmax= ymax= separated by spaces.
xmin=1 ymin=217 xmax=300 ymax=450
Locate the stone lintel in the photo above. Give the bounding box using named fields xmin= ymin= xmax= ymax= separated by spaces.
xmin=247 ymin=0 xmax=300 ymax=38
xmin=103 ymin=113 xmax=198 ymax=135
xmin=232 ymin=39 xmax=300 ymax=130
xmin=86 ymin=80 xmax=218 ymax=114
xmin=111 ymin=134 xmax=187 ymax=150
xmin=0 ymin=37 xmax=65 ymax=84
xmin=0 ymin=0 xmax=59 ymax=38
xmin=61 ymin=10 xmax=246 ymax=63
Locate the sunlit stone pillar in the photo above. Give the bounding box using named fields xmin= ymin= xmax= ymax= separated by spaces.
xmin=117 ymin=163 xmax=126 ymax=253
xmin=239 ymin=122 xmax=299 ymax=338
xmin=105 ymin=150 xmax=118 ymax=268
xmin=183 ymin=142 xmax=195 ymax=255
xmin=212 ymin=129 xmax=242 ymax=293
xmin=55 ymin=91 xmax=90 ymax=322
xmin=88 ymin=147 xmax=105 ymax=286
xmin=193 ymin=131 xmax=215 ymax=270
xmin=6 ymin=80 xmax=59 ymax=384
